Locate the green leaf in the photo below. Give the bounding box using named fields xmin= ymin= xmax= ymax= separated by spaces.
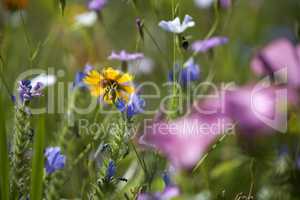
xmin=0 ymin=94 xmax=9 ymax=200
xmin=30 ymin=116 xmax=45 ymax=200
xmin=210 ymin=159 xmax=243 ymax=179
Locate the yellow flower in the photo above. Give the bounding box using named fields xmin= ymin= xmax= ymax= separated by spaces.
xmin=84 ymin=67 xmax=135 ymax=104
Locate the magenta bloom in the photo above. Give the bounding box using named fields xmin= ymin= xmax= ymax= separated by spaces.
xmin=88 ymin=0 xmax=107 ymax=12
xmin=224 ymin=85 xmax=287 ymax=135
xmin=191 ymin=36 xmax=228 ymax=53
xmin=137 ymin=173 xmax=179 ymax=200
xmin=251 ymin=38 xmax=300 ymax=88
xmin=137 ymin=186 xmax=179 ymax=200
xmin=140 ymin=98 xmax=232 ymax=169
xmin=108 ymin=50 xmax=144 ymax=62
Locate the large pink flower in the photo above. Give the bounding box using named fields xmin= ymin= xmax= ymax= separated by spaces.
xmin=140 ymin=98 xmax=232 ymax=169
xmin=224 ymin=85 xmax=287 ymax=136
xmin=251 ymin=38 xmax=300 ymax=88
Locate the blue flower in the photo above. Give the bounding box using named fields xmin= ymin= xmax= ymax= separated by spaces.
xmin=105 ymin=160 xmax=116 ymax=181
xmin=115 ymin=94 xmax=145 ymax=118
xmin=45 ymin=147 xmax=66 ymax=175
xmin=73 ymin=64 xmax=94 ymax=89
xmin=18 ymin=80 xmax=43 ymax=103
xmin=169 ymin=58 xmax=200 ymax=86
xmin=162 ymin=172 xmax=172 ymax=187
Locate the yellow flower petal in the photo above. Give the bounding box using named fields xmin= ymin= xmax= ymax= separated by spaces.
xmin=84 ymin=70 xmax=103 ymax=85
xmin=103 ymin=67 xmax=121 ymax=81
xmin=118 ymin=73 xmax=133 ymax=83
xmin=122 ymin=85 xmax=135 ymax=94
xmin=90 ymin=86 xmax=105 ymax=97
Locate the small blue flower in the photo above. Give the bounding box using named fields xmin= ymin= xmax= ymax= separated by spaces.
xmin=18 ymin=80 xmax=43 ymax=103
xmin=162 ymin=172 xmax=172 ymax=187
xmin=115 ymin=94 xmax=145 ymax=118
xmin=169 ymin=58 xmax=200 ymax=86
xmin=45 ymin=147 xmax=66 ymax=175
xmin=73 ymin=64 xmax=94 ymax=89
xmin=106 ymin=160 xmax=116 ymax=181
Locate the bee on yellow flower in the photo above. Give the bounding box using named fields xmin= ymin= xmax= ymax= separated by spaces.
xmin=84 ymin=67 xmax=135 ymax=104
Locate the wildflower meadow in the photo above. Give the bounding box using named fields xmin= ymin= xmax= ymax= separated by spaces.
xmin=1 ymin=0 xmax=300 ymax=199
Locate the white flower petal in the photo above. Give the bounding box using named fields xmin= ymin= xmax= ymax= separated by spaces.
xmin=194 ymin=0 xmax=214 ymax=8
xmin=31 ymin=74 xmax=56 ymax=88
xmin=75 ymin=11 xmax=97 ymax=27
xmin=158 ymin=15 xmax=195 ymax=34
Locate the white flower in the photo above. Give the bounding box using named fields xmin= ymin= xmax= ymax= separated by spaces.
xmin=75 ymin=11 xmax=97 ymax=27
xmin=194 ymin=0 xmax=214 ymax=8
xmin=31 ymin=74 xmax=56 ymax=88
xmin=158 ymin=15 xmax=195 ymax=34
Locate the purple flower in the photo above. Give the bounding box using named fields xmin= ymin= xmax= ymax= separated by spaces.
xmin=88 ymin=0 xmax=107 ymax=12
xmin=137 ymin=173 xmax=179 ymax=200
xmin=159 ymin=15 xmax=195 ymax=34
xmin=108 ymin=50 xmax=144 ymax=62
xmin=191 ymin=36 xmax=228 ymax=53
xmin=169 ymin=58 xmax=200 ymax=86
xmin=115 ymin=94 xmax=145 ymax=118
xmin=105 ymin=160 xmax=116 ymax=181
xmin=140 ymin=97 xmax=232 ymax=169
xmin=137 ymin=187 xmax=179 ymax=200
xmin=251 ymin=38 xmax=300 ymax=89
xmin=45 ymin=147 xmax=66 ymax=175
xmin=297 ymin=157 xmax=300 ymax=169
xmin=18 ymin=80 xmax=43 ymax=103
xmin=220 ymin=0 xmax=232 ymax=8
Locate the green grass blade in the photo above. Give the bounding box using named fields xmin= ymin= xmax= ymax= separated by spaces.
xmin=0 ymin=94 xmax=9 ymax=200
xmin=30 ymin=116 xmax=45 ymax=200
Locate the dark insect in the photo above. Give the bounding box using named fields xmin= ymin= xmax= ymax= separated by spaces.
xmin=181 ymin=36 xmax=189 ymax=50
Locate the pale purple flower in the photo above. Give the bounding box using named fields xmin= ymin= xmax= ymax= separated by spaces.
xmin=108 ymin=50 xmax=144 ymax=62
xmin=18 ymin=80 xmax=43 ymax=103
xmin=251 ymin=38 xmax=300 ymax=88
xmin=45 ymin=147 xmax=66 ymax=175
xmin=88 ymin=0 xmax=107 ymax=12
xmin=158 ymin=15 xmax=195 ymax=34
xmin=140 ymin=97 xmax=232 ymax=169
xmin=191 ymin=36 xmax=228 ymax=53
xmin=220 ymin=0 xmax=231 ymax=8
